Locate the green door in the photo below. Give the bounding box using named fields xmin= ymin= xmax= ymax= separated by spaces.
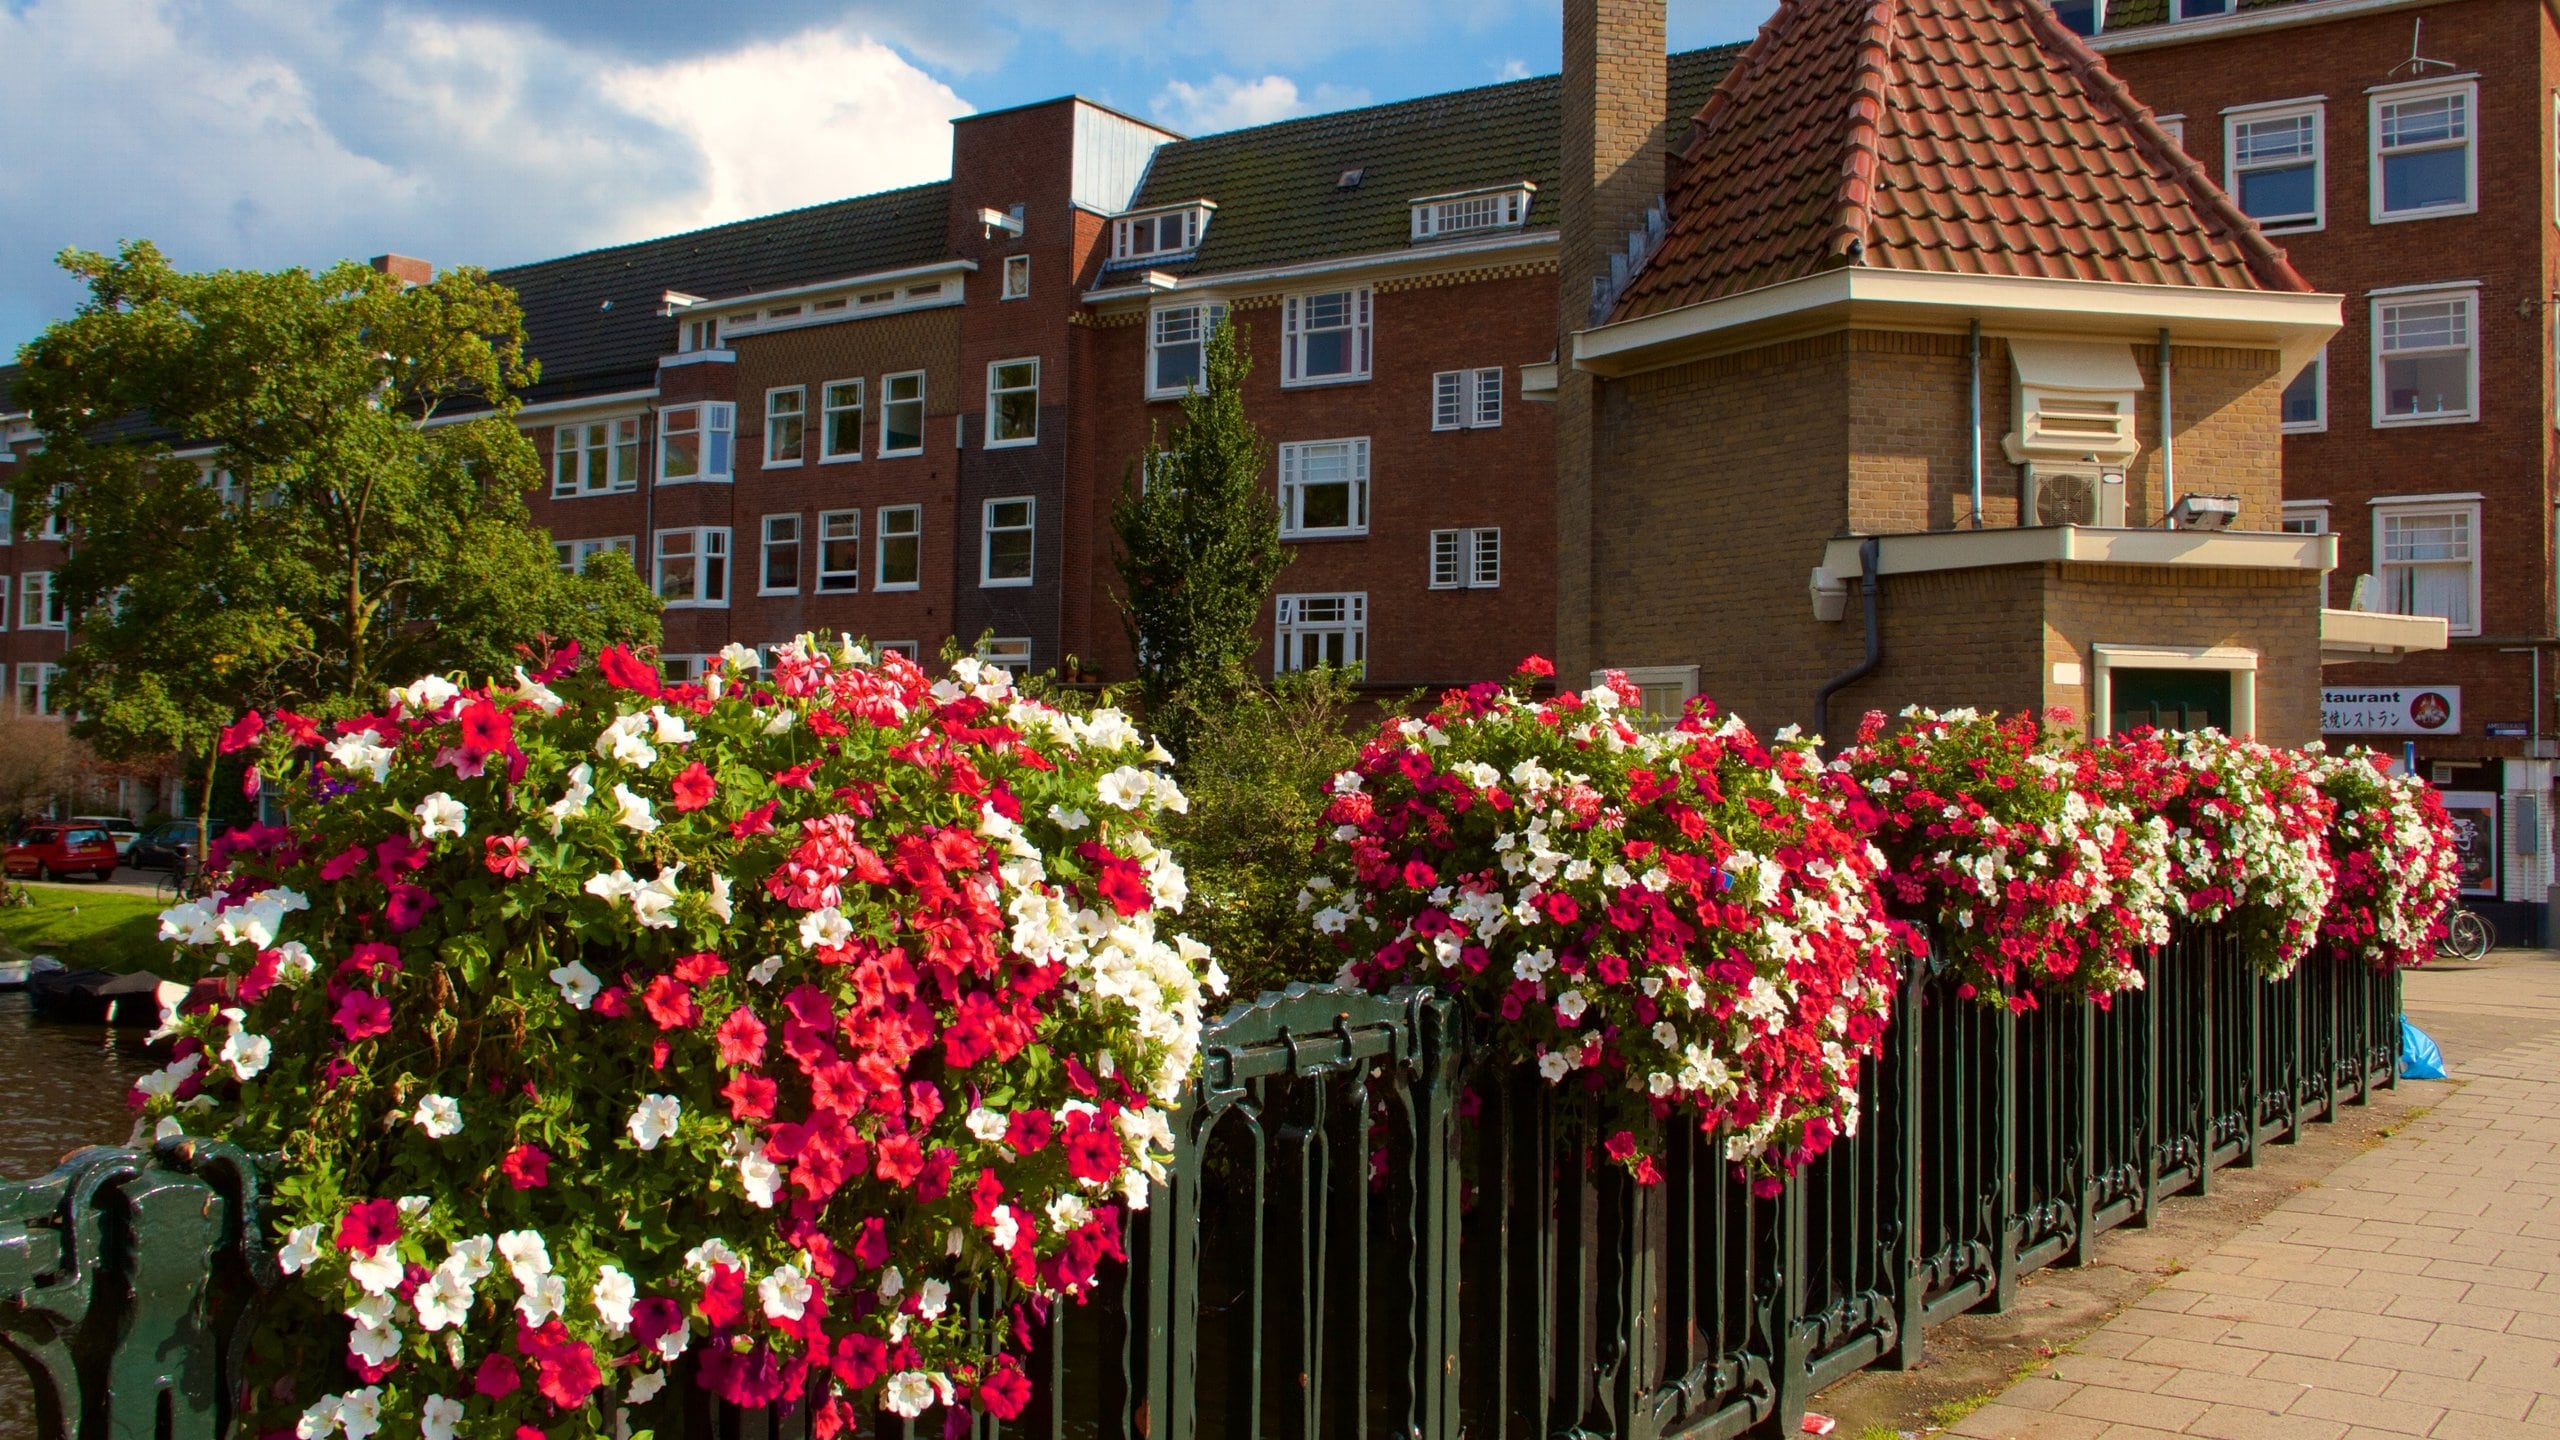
xmin=2111 ymin=668 xmax=2232 ymax=734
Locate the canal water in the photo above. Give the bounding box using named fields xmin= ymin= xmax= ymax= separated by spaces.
xmin=0 ymin=991 xmax=157 ymax=1436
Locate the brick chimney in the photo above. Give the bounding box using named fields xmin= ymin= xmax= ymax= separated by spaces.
xmin=369 ymin=254 xmax=434 ymax=287
xmin=1555 ymin=0 xmax=1667 ymax=683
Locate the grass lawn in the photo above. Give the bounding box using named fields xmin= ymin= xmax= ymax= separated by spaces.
xmin=0 ymin=884 xmax=183 ymax=975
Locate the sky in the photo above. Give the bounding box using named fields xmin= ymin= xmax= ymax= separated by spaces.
xmin=0 ymin=0 xmax=1772 ymax=357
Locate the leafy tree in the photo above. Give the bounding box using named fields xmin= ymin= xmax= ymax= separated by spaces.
xmin=1110 ymin=321 xmax=1290 ymax=755
xmin=10 ymin=241 xmax=659 ymax=819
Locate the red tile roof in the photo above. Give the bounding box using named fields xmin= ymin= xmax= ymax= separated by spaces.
xmin=1609 ymin=0 xmax=2312 ymax=322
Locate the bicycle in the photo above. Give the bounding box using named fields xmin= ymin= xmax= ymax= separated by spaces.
xmin=2435 ymin=903 xmax=2492 ymax=962
xmin=154 ymin=857 xmax=210 ymax=904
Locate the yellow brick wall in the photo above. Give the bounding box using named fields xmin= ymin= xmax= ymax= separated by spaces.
xmin=2122 ymin=344 xmax=2286 ymax=531
xmin=2040 ymin=563 xmax=2326 ymax=746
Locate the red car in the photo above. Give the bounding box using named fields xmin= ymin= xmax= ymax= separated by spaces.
xmin=4 ymin=823 xmax=122 ymax=882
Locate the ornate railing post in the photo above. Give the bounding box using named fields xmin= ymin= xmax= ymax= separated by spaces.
xmin=1886 ymin=956 xmax=1926 ymax=1369
xmin=1409 ymin=992 xmax=1465 ymax=1440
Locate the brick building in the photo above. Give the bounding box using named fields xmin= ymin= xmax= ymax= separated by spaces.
xmin=2082 ymin=0 xmax=2558 ymax=932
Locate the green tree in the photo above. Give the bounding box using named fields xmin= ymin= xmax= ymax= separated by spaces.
xmin=1110 ymin=321 xmax=1290 ymax=755
xmin=10 ymin=240 xmax=659 ymax=820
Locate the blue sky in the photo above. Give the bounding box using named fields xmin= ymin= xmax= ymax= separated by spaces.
xmin=0 ymin=0 xmax=1771 ymax=356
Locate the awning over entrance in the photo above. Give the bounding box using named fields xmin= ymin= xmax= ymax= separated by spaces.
xmin=2320 ymin=608 xmax=2449 ymax=666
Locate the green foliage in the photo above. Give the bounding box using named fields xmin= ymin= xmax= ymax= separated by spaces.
xmin=1163 ymin=665 xmax=1362 ymax=1000
xmin=1110 ymin=321 xmax=1289 ymax=757
xmin=9 ymin=240 xmax=660 ymax=773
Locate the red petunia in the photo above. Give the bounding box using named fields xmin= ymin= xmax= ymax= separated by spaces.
xmin=977 ymin=1357 xmax=1032 ymax=1419
xmin=597 ymin=644 xmax=662 ymax=697
xmin=722 ymin=1071 xmax=777 ymax=1120
xmin=673 ymin=952 xmax=729 ymax=984
xmin=1403 ymin=859 xmax=1438 ymax=891
xmin=501 ymin=1144 xmax=551 ymax=1190
xmin=629 ymin=1297 xmax=683 ymax=1351
xmin=698 ymin=1263 xmax=745 ymax=1328
xmin=332 ymin=990 xmax=393 ymax=1043
xmin=457 ymin=699 xmax=515 ymax=759
xmin=217 ymin=711 xmax=264 ymax=754
xmin=518 ymin=1318 xmax=603 ymax=1409
xmin=715 ymin=1008 xmax=766 ymax=1068
xmin=318 ymin=846 xmax=369 ymax=883
xmin=1515 ymin=654 xmax=1557 ymax=679
xmin=641 ymin=976 xmax=698 ymax=1031
xmin=670 ymin=762 xmax=717 ymax=812
xmin=474 ymin=1354 xmax=521 ymax=1398
xmin=335 ymin=1197 xmax=402 ymax=1255
xmin=729 ymin=801 xmax=778 ymax=839
xmin=384 ymin=883 xmax=436 ymax=933
xmin=484 ymin=834 xmax=532 ymax=878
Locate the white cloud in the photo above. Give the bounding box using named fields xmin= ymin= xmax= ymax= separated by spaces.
xmin=1497 ymin=58 xmax=1534 ymax=81
xmin=1150 ymin=74 xmax=1370 ymax=135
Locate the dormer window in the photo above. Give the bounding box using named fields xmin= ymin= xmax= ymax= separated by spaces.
xmin=1409 ymin=184 xmax=1534 ymax=241
xmin=1113 ymin=203 xmax=1213 ymax=263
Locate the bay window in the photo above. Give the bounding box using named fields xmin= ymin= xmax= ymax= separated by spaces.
xmin=658 ymin=403 xmax=735 ymax=484
xmin=654 ymin=527 xmax=730 ymax=607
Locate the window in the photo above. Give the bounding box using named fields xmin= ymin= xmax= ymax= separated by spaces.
xmin=987 ymin=359 xmax=1039 ymax=447
xmin=817 ymin=511 xmax=861 ymax=593
xmin=1432 ymin=368 xmax=1504 ymax=430
xmin=199 ymin=461 xmax=247 ymax=508
xmin=2374 ymin=500 xmax=2481 ymax=636
xmin=1607 ymin=666 xmax=1701 ymax=724
xmin=1002 ymin=255 xmax=1030 ymax=300
xmin=875 ymin=640 xmax=922 ymax=662
xmin=876 ymin=506 xmax=921 ymax=590
xmin=981 ymin=498 xmax=1034 ymax=586
xmin=1409 ymin=185 xmax=1534 ymax=240
xmin=660 ymin=654 xmax=709 ymax=683
xmin=554 ymin=535 xmax=635 ymax=574
xmin=0 ymin=489 xmax=12 ymax=542
xmin=821 ymin=380 xmax=865 ymax=462
xmin=880 ymin=373 xmax=925 ymax=456
xmin=37 ymin=486 xmax=67 ymax=541
xmin=16 ymin=663 xmax=58 ymax=718
xmin=2373 ymin=288 xmax=2477 ymax=425
xmin=2224 ymin=102 xmax=2322 ymax=230
xmin=764 ymin=387 xmax=806 ymax=467
xmin=1430 ymin=528 xmax=1502 ymax=589
xmin=1149 ymin=302 xmax=1229 ymax=398
xmin=1276 ymin=593 xmax=1366 ymax=673
xmin=2372 ymin=80 xmax=2476 ymax=221
xmin=977 ymin=637 xmax=1033 ymax=675
xmin=20 ymin=570 xmax=62 ymax=630
xmin=2172 ymin=0 xmax=2231 ymax=17
xmin=2282 ymin=500 xmax=2332 ymax=603
xmin=1282 ymin=288 xmax=1372 ymax=386
xmin=1112 ymin=205 xmax=1210 ymax=262
xmin=1278 ymin=438 xmax=1370 ymax=538
xmin=0 ymin=574 xmax=10 ymax=629
xmin=2157 ymin=114 xmax=2185 ymax=149
xmin=680 ymin=318 xmax=719 ymax=353
xmin=2281 ymin=348 xmax=2327 ymax=433
xmin=658 ymin=403 xmax=735 ymax=484
xmin=654 ymin=527 xmax=730 ymax=608
xmin=2052 ymin=0 xmax=2102 ymax=36
xmin=552 ymin=419 xmax=641 ymax=496
xmin=760 ymin=515 xmax=801 ymax=594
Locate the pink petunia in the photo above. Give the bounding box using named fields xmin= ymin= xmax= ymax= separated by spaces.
xmin=332 ymin=990 xmax=393 ymax=1043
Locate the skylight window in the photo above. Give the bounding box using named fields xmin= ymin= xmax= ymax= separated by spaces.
xmin=1410 ymin=184 xmax=1535 ymax=241
xmin=1112 ymin=203 xmax=1213 ymax=262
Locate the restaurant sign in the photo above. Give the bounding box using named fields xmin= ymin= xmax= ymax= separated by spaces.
xmin=2320 ymin=686 xmax=2460 ymax=736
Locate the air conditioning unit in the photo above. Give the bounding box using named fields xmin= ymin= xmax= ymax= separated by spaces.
xmin=2020 ymin=464 xmax=2126 ymax=527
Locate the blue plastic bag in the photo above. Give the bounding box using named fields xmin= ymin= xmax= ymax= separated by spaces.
xmin=2400 ymin=1018 xmax=2448 ymax=1080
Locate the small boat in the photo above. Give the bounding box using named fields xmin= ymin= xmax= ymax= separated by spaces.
xmin=0 ymin=954 xmax=65 ymax=990
xmin=27 ymin=968 xmax=171 ymax=1026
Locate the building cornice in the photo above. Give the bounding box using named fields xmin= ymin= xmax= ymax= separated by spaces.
xmin=2087 ymin=0 xmax=2438 ymax=53
xmin=1820 ymin=525 xmax=2336 ymax=579
xmin=1574 ymin=267 xmax=2341 ymax=380
xmin=1081 ymin=230 xmax=1559 ymax=308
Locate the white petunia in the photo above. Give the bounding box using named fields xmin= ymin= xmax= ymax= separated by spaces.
xmin=221 ymin=1023 xmax=272 ymax=1081
xmin=411 ymin=1266 xmax=473 ymax=1331
xmin=964 ymin=1107 xmax=1009 ymax=1142
xmin=707 ymin=871 xmax=735 ymax=923
xmin=413 ymin=792 xmax=468 ymax=841
xmin=391 ymin=674 xmax=461 ymax=716
xmin=512 ymin=667 xmax=565 ymax=715
xmin=411 ymin=1094 xmax=462 ymax=1138
xmin=545 ymin=763 xmax=595 ymax=835
xmin=988 ymin=1204 xmax=1020 ymax=1251
xmin=326 ymin=729 xmax=398 ymax=784
xmin=1046 ymin=1194 xmax=1091 ymax=1234
xmin=682 ymin=1237 xmax=740 ymax=1280
xmin=295 ymin=1394 xmax=341 ymax=1440
xmin=1095 ymin=767 xmax=1152 ymax=810
xmin=592 ymin=1265 xmax=637 ymax=1335
xmin=1048 ymin=804 xmax=1091 ymax=831
xmin=273 ymin=941 xmax=317 ymax=985
xmin=335 ymin=1388 xmax=383 ymax=1440
xmin=346 ymin=1319 xmax=401 ymax=1367
xmin=548 ymin=960 xmax=601 ymax=1009
xmin=514 ymin=1272 xmax=567 ymax=1326
xmin=278 ymin=1223 xmax=325 ymax=1274
xmin=497 ymin=1229 xmax=551 ymax=1285
xmin=882 ymin=1373 xmax=938 ymax=1419
xmin=798 ymin=906 xmax=853 ymax=951
xmin=650 ymin=707 xmax=694 ymax=744
xmin=758 ymin=1263 xmax=812 ymax=1321
xmin=595 ymin=712 xmax=657 ymax=768
xmin=611 ymin=784 xmax=658 ymax=834
xmin=1537 ymin=1051 xmax=1572 ymax=1083
xmin=717 ymin=642 xmax=761 ymax=673
xmin=347 ymin=1247 xmax=405 ymax=1296
xmin=627 ymin=1370 xmax=667 ymax=1405
xmin=747 ymin=954 xmax=785 ymax=986
xmin=420 ymin=1395 xmax=464 ymax=1440
xmin=628 ymin=1094 xmax=682 ymax=1150
xmin=629 ymin=866 xmax=684 ymax=929
xmin=916 ymin=1277 xmax=949 ymax=1321
xmin=737 ymin=1144 xmax=781 ymax=1208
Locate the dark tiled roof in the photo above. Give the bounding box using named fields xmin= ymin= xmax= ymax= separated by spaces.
xmin=0 ymin=364 xmax=20 ymax=414
xmin=2097 ymin=0 xmax=2308 ymax=33
xmin=494 ymin=183 xmax=951 ymax=402
xmin=1613 ymin=0 xmax=2309 ymax=321
xmin=1121 ymin=45 xmax=1745 ymax=278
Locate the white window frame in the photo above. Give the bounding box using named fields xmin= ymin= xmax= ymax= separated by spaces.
xmin=2156 ymin=113 xmax=2185 ymax=149
xmin=554 ymin=535 xmax=635 ymax=575
xmin=2281 ymin=346 xmax=2328 ymax=434
xmin=1278 ymin=438 xmax=1371 ymax=539
xmin=981 ymin=497 xmax=1035 ymax=588
xmin=2221 ymin=99 xmax=2324 ymax=233
xmin=37 ymin=485 xmax=68 ymax=541
xmin=0 ymin=573 xmax=10 ymax=630
xmin=2370 ymin=77 xmax=2478 ymax=224
xmin=1002 ymin=254 xmax=1030 ymax=301
xmin=20 ymin=570 xmax=63 ymax=630
xmin=986 ymin=358 xmax=1039 ymax=448
xmin=1111 ymin=204 xmax=1211 ymax=263
xmin=1281 ymin=287 xmax=1373 ymax=387
xmin=1147 ymin=301 xmax=1229 ymax=400
xmin=657 ymin=402 xmax=735 ymax=484
xmin=2172 ymin=0 xmax=2233 ymax=18
xmin=875 ymin=640 xmax=923 ymax=662
xmin=551 ymin=417 xmax=642 ymax=498
xmin=763 ymin=386 xmax=806 ymax=468
xmin=2089 ymin=645 xmax=2259 ymax=740
xmin=2371 ymin=495 xmax=2483 ymax=638
xmin=1432 ymin=368 xmax=1505 ymax=430
xmin=879 ymin=372 xmax=926 ymax=457
xmin=2282 ymin=500 xmax=2333 ymax=604
xmin=653 ymin=526 xmax=731 ymax=608
xmin=977 ymin=637 xmax=1034 ymax=675
xmin=0 ymin=488 xmax=13 ymax=543
xmin=875 ymin=505 xmax=922 ymax=591
xmin=1602 ymin=665 xmax=1702 ymax=724
xmin=1408 ymin=185 xmax=1534 ymax=241
xmin=1275 ymin=592 xmax=1367 ymax=675
xmin=16 ymin=662 xmax=59 ymax=719
xmin=759 ymin=514 xmax=801 ymax=595
xmin=1429 ymin=528 xmax=1502 ymax=589
xmin=817 ymin=510 xmax=862 ymax=594
xmin=2371 ymin=284 xmax=2480 ymax=427
xmin=814 ymin=379 xmax=865 ymax=464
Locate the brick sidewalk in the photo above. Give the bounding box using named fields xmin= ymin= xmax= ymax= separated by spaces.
xmin=1951 ymin=956 xmax=2560 ymax=1440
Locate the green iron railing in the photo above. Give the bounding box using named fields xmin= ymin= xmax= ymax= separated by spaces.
xmin=0 ymin=930 xmax=2404 ymax=1440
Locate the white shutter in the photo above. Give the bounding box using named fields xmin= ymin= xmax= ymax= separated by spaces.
xmin=1433 ymin=373 xmax=1464 ymax=430
xmin=1470 ymin=528 xmax=1502 ymax=587
xmin=1473 ymin=368 xmax=1504 ymax=427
